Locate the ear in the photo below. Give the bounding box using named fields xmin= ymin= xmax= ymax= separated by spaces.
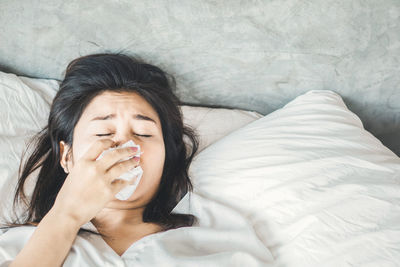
xmin=59 ymin=141 xmax=72 ymax=174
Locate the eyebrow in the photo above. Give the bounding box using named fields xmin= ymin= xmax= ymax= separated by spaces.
xmin=90 ymin=113 xmax=157 ymax=124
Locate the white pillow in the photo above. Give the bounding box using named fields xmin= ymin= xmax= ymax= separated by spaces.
xmin=0 ymin=72 xmax=59 ymax=223
xmin=0 ymin=71 xmax=262 ymax=224
xmin=177 ymin=90 xmax=400 ymax=266
xmin=181 ymin=105 xmax=263 ymax=155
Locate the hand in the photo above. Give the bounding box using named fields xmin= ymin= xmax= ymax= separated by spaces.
xmin=50 ymin=139 xmax=140 ymax=226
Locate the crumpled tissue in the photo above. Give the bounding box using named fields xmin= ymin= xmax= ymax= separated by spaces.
xmin=96 ymin=140 xmax=143 ymax=200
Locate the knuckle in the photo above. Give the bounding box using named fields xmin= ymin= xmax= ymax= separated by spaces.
xmin=87 ymin=166 xmax=97 ymax=177
xmin=99 ymin=179 xmax=112 ymax=193
xmin=117 ymin=162 xmax=128 ymax=172
xmin=123 ymin=159 xmax=136 ymax=169
xmin=93 ymin=164 xmax=104 ymax=175
xmin=107 ymin=160 xmax=135 ymax=180
xmin=114 ymin=162 xmax=130 ymax=175
xmin=108 ymin=166 xmax=121 ymax=178
xmin=103 ymin=187 xmax=113 ymax=198
xmin=109 ymin=149 xmax=119 ymax=158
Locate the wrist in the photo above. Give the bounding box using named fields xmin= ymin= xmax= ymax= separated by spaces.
xmin=46 ymin=206 xmax=83 ymax=233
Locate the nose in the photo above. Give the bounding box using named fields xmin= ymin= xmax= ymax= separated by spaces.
xmin=113 ymin=139 xmax=131 ymax=147
xmin=112 ymin=131 xmax=133 ymax=147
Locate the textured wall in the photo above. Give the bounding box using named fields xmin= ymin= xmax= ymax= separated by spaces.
xmin=0 ymin=0 xmax=399 ymax=156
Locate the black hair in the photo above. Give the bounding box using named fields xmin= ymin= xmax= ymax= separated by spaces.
xmin=2 ymin=52 xmax=199 ymax=236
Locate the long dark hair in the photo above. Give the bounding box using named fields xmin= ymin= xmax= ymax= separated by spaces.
xmin=2 ymin=53 xmax=199 ymax=235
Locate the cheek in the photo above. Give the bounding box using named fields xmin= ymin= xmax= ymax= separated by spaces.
xmin=70 ymin=140 xmax=93 ymax=165
xmin=140 ymin=142 xmax=165 ymax=183
xmin=142 ymin=144 xmax=165 ymax=170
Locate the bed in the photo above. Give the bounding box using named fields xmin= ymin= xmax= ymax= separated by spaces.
xmin=0 ymin=1 xmax=399 ymax=266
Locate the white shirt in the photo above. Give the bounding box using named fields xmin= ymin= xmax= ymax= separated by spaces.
xmin=0 ymin=222 xmax=272 ymax=267
xmin=0 ymin=222 xmax=169 ymax=267
xmin=0 ymin=194 xmax=273 ymax=266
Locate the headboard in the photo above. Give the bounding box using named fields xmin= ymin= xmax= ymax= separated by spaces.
xmin=0 ymin=0 xmax=399 ymax=156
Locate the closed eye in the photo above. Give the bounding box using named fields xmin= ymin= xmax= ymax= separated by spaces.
xmin=96 ymin=133 xmax=152 ymax=137
xmin=136 ymin=134 xmax=152 ymax=138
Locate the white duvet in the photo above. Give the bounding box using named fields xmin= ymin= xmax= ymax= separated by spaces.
xmin=0 ymin=71 xmax=400 ymax=266
xmin=0 ymin=193 xmax=273 ymax=266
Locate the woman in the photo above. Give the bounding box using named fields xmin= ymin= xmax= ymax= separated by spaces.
xmin=0 ymin=53 xmax=199 ymax=266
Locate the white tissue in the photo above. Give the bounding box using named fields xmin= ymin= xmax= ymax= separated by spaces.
xmin=96 ymin=140 xmax=144 ymax=200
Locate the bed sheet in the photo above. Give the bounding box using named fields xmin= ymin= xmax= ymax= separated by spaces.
xmin=0 ymin=70 xmax=399 ymax=266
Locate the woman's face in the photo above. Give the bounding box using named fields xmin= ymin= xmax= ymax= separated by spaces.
xmin=59 ymin=91 xmax=165 ymax=206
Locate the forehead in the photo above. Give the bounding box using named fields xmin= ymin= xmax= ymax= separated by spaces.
xmin=80 ymin=91 xmax=160 ymax=125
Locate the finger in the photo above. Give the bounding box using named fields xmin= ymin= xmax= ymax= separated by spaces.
xmin=110 ymin=178 xmax=130 ymax=195
xmin=99 ymin=146 xmax=140 ymax=171
xmin=106 ymin=156 xmax=140 ymax=183
xmin=83 ymin=139 xmax=116 ymax=161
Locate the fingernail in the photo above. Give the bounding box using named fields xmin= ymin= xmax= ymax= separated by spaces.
xmin=130 ymin=147 xmax=138 ymax=151
xmin=134 ymin=157 xmax=140 ymax=161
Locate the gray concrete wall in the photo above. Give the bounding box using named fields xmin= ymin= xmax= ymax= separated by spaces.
xmin=0 ymin=0 xmax=399 ymax=155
